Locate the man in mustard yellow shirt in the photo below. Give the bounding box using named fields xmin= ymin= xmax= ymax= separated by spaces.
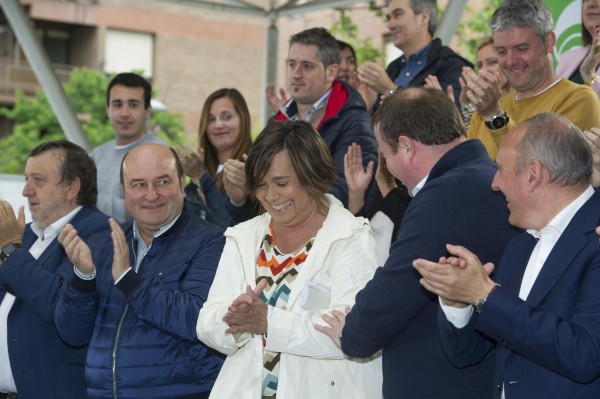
xmin=464 ymin=0 xmax=600 ymax=164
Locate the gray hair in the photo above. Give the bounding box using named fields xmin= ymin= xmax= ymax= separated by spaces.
xmin=289 ymin=27 xmax=340 ymax=69
xmin=386 ymin=0 xmax=438 ymax=36
xmin=490 ymin=0 xmax=554 ymax=43
xmin=411 ymin=0 xmax=437 ymax=37
xmin=515 ymin=113 xmax=593 ymax=187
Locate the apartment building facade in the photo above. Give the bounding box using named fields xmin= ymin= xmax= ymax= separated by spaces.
xmin=0 ymin=0 xmax=389 ymax=139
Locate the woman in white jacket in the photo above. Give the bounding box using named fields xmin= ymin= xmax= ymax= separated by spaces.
xmin=197 ymin=120 xmax=382 ymax=399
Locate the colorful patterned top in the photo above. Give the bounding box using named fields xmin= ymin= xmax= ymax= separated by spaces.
xmin=256 ymin=224 xmax=315 ymax=397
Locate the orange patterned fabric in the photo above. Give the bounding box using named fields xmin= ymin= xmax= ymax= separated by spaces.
xmin=256 ymin=224 xmax=314 ymax=396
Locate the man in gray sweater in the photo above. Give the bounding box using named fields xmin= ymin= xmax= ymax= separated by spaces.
xmin=91 ymin=72 xmax=166 ymax=223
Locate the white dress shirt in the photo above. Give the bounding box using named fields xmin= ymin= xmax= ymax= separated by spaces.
xmin=440 ymin=186 xmax=594 ymax=398
xmin=0 ymin=206 xmax=82 ymax=392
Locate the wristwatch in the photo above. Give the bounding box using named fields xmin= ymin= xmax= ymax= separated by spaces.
xmin=484 ymin=112 xmax=510 ymax=130
xmin=0 ymin=243 xmax=22 ymax=266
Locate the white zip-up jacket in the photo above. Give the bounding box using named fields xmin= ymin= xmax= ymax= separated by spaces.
xmin=197 ymin=195 xmax=382 ymax=398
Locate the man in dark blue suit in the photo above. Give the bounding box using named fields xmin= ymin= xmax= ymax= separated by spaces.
xmin=0 ymin=141 xmax=109 ymax=399
xmin=316 ymin=87 xmax=519 ymax=398
xmin=414 ymin=112 xmax=600 ymax=398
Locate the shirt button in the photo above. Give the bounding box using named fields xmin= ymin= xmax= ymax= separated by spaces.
xmin=406 ymin=72 xmax=411 ymax=77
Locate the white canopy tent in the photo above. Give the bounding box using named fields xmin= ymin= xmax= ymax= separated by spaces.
xmin=1 ymin=0 xmax=468 ymax=148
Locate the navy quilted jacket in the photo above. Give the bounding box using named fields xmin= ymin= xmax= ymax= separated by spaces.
xmin=55 ymin=211 xmax=225 ymax=398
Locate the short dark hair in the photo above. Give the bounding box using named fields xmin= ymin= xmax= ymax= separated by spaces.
xmin=289 ymin=28 xmax=340 ymax=69
xmin=515 ymin=113 xmax=593 ymax=187
xmin=490 ymin=0 xmax=553 ymax=44
xmin=120 ymin=147 xmax=184 ymax=188
xmin=106 ymin=72 xmax=152 ymax=109
xmin=29 ymin=140 xmax=98 ymax=207
xmin=372 ymin=87 xmax=463 ymax=152
xmin=337 ymin=40 xmax=357 ymax=61
xmin=245 ymin=120 xmax=336 ymax=214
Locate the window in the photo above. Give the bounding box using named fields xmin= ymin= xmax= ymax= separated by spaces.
xmin=104 ymin=29 xmax=154 ymax=78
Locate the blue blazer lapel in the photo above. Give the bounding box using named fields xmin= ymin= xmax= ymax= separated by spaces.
xmin=526 ymin=193 xmax=600 ymax=306
xmin=17 ymin=207 xmax=95 ymax=268
xmin=22 ymin=225 xmax=37 ymax=249
xmin=498 ymin=234 xmax=537 ymax=295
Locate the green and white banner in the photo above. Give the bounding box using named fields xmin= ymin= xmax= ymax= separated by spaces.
xmin=550 ymin=0 xmax=583 ymax=60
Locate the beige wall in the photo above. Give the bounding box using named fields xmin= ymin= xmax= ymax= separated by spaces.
xmin=21 ymin=0 xmax=267 ymax=136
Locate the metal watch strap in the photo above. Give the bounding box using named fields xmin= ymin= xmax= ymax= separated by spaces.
xmin=473 ymin=283 xmax=500 ymax=314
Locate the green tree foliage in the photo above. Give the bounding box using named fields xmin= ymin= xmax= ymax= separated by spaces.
xmin=0 ymin=67 xmax=185 ymax=174
xmin=332 ymin=0 xmax=503 ymax=67
xmin=454 ymin=0 xmax=504 ymax=64
xmin=330 ymin=4 xmax=385 ymax=64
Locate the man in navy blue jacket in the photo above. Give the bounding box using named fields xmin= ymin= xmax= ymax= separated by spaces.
xmin=56 ymin=143 xmax=224 ymax=399
xmin=0 ymin=141 xmax=110 ymax=399
xmin=415 ymin=113 xmax=600 ymax=398
xmin=316 ymin=88 xmax=519 ymax=398
xmin=225 ymin=27 xmax=378 ymax=223
xmin=357 ymin=0 xmax=472 ymax=111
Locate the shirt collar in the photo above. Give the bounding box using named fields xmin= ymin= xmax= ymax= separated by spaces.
xmin=283 ymin=86 xmax=333 ymax=122
xmin=132 ymin=211 xmax=182 ymax=244
xmin=411 ymin=174 xmax=429 ymax=197
xmin=526 ymin=185 xmax=594 ymax=239
xmin=31 ymin=205 xmax=83 ymax=241
xmin=402 ymin=42 xmax=432 ymax=63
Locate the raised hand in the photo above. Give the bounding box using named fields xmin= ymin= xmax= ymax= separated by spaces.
xmin=223 ymin=156 xmax=248 ymax=206
xmin=58 ymin=224 xmax=95 ymax=276
xmin=344 ymin=143 xmax=374 ymax=214
xmin=424 ymin=75 xmax=455 ymax=104
xmin=176 ymin=144 xmax=205 ymax=182
xmin=413 ymin=244 xmax=496 ymax=306
xmin=265 ymin=84 xmax=289 ymax=113
xmin=460 ymin=67 xmax=504 ymax=120
xmin=0 ymin=201 xmax=25 ymax=247
xmin=109 ymin=218 xmax=130 ymax=281
xmin=357 ymin=62 xmax=396 ymax=94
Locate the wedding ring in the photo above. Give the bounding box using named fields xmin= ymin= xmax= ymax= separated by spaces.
xmin=595 ymin=44 xmax=600 ymax=54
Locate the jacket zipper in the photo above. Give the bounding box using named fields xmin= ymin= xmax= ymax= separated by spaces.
xmin=112 ymin=236 xmax=139 ymax=399
xmin=112 ymin=305 xmax=129 ymax=399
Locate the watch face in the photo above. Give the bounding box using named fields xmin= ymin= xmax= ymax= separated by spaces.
xmin=490 ymin=114 xmax=508 ymax=129
xmin=491 ymin=117 xmax=504 ymax=129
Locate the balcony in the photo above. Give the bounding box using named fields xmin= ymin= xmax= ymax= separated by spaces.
xmin=0 ymin=55 xmax=75 ymax=104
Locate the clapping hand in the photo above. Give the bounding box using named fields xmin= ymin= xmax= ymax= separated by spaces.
xmin=58 ymin=224 xmax=95 ymax=276
xmin=176 ymin=144 xmax=205 ymax=182
xmin=0 ymin=201 xmax=24 ymax=248
xmin=344 ymin=143 xmax=374 ymax=215
xmin=223 ymin=279 xmax=268 ymax=335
